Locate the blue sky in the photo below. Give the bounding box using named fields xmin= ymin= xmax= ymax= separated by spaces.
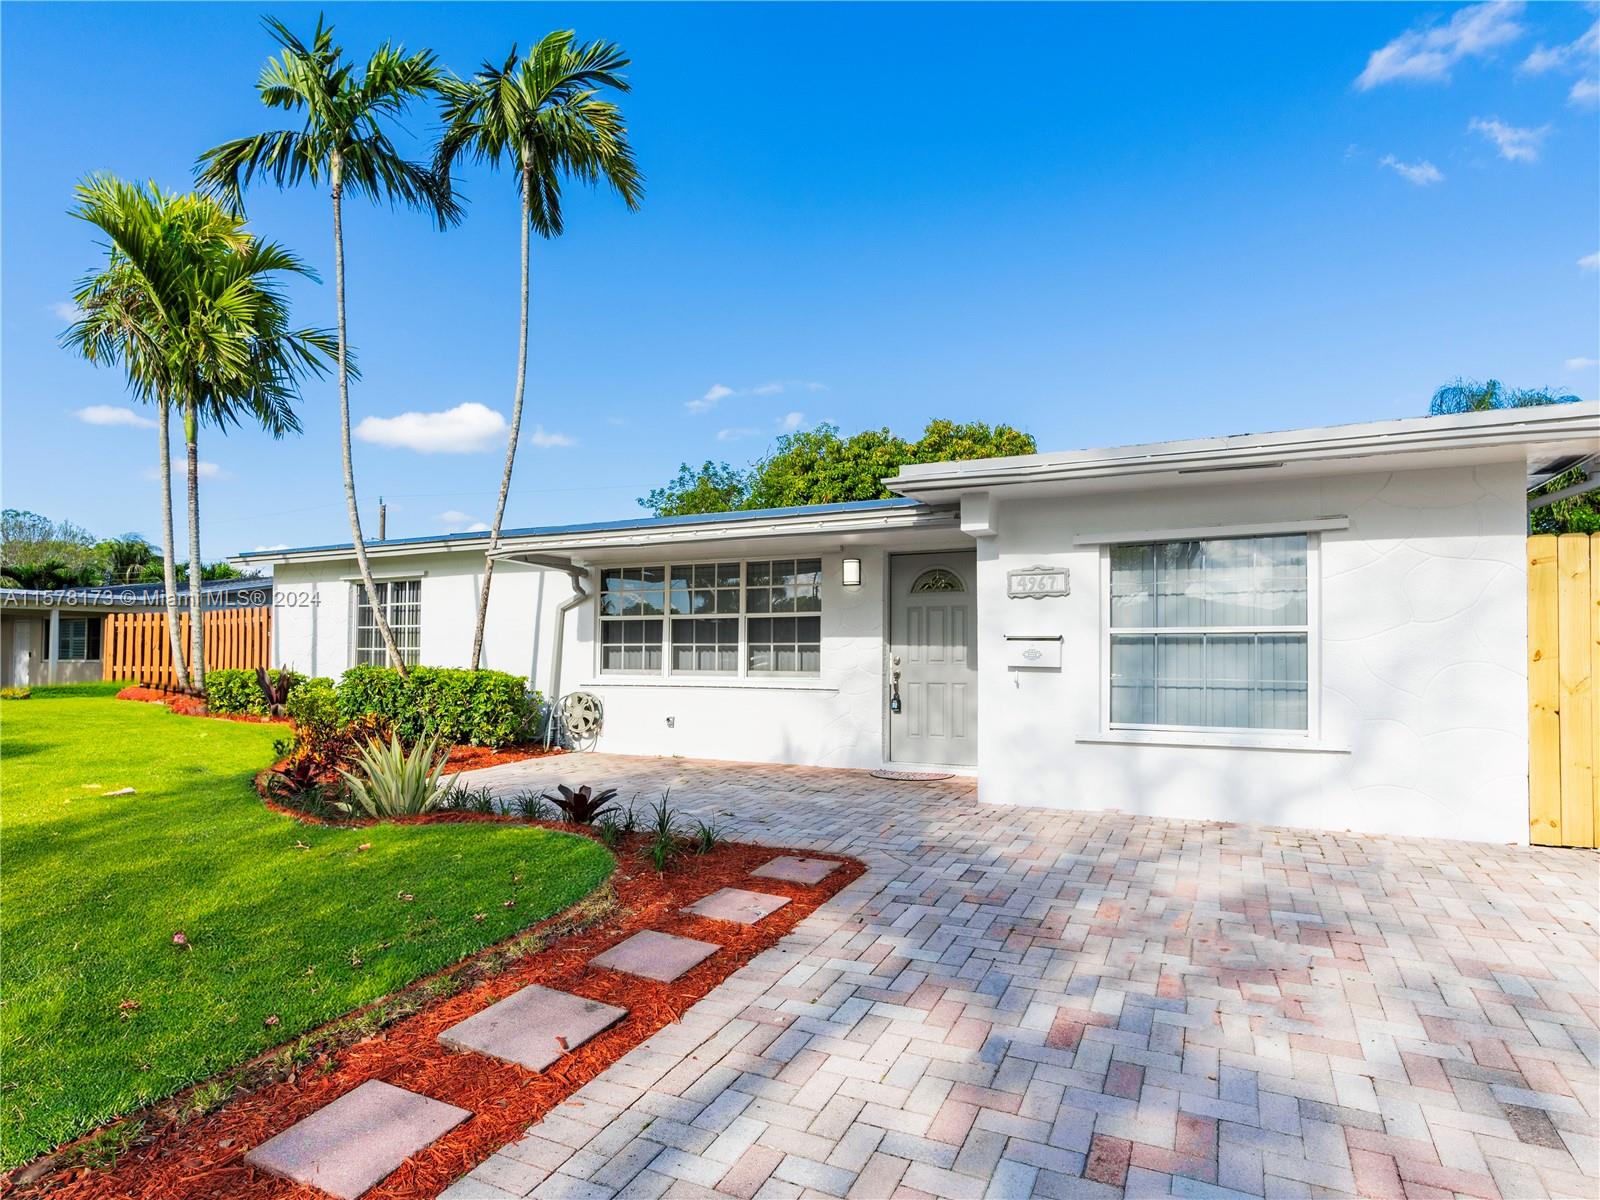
xmin=3 ymin=1 xmax=1596 ymax=556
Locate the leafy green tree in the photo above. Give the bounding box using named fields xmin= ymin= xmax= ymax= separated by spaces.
xmin=1428 ymin=378 xmax=1595 ymax=532
xmin=199 ymin=15 xmax=458 ymax=675
xmin=436 ymin=31 xmax=641 ymax=668
xmin=745 ymin=425 xmax=913 ymax=509
xmin=67 ymin=175 xmax=334 ymax=687
xmin=1 ymin=510 xmax=101 ymax=589
xmin=640 ymin=419 xmax=1038 ymax=515
xmin=910 ymin=419 xmax=1036 ymax=463
xmin=641 ymin=462 xmax=750 ymax=517
xmin=96 ymin=535 xmax=156 ymax=584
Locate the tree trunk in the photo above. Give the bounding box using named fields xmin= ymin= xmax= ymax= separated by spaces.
xmin=331 ymin=155 xmax=407 ymax=674
xmin=158 ymin=397 xmax=192 ymax=691
xmin=469 ymin=161 xmax=534 ymax=671
xmin=184 ymin=401 xmax=206 ymax=691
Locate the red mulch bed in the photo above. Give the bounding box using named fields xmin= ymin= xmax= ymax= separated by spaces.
xmin=438 ymin=743 xmax=566 ymax=774
xmin=114 ymin=686 xmax=284 ymax=724
xmin=13 ymin=823 xmax=863 ymax=1200
xmin=116 ymin=687 xmax=565 ymax=768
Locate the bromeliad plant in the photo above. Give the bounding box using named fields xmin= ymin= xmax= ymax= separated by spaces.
xmin=541 ymin=783 xmax=619 ymax=824
xmin=336 ymin=732 xmax=453 ymax=818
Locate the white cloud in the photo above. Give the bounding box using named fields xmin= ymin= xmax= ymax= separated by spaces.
xmin=605 ymin=415 xmax=628 ymax=427
xmin=1580 ymin=251 xmax=1600 ymax=271
xmin=1571 ymin=77 xmax=1600 ymax=107
xmin=779 ymin=411 xmax=806 ymax=432
xmin=1565 ymin=356 xmax=1599 ymax=372
xmin=687 ymin=384 xmax=734 ymax=414
xmin=437 ymin=510 xmax=492 ymax=533
xmin=77 ymin=404 xmax=155 ymax=429
xmin=143 ymin=460 xmax=224 ymax=481
xmin=527 ymin=425 xmax=576 ymax=448
xmin=1380 ymin=155 xmax=1446 ymax=186
xmin=716 ymin=426 xmax=761 ymax=441
xmin=1356 ymin=2 xmax=1524 ymax=90
xmin=1468 ymin=116 xmax=1550 ymax=161
xmin=1521 ymin=18 xmax=1597 ymax=73
xmin=355 ymin=402 xmax=507 ymax=453
xmin=252 ymin=543 xmax=289 ymax=553
xmin=686 ymin=380 xmax=828 ymax=413
xmin=52 ymin=301 xmax=82 ymax=321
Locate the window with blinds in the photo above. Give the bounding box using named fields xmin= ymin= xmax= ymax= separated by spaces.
xmin=354 ymin=580 xmax=421 ymax=667
xmin=1107 ymin=535 xmax=1310 ymax=732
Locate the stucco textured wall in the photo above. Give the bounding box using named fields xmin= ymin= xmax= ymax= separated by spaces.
xmin=270 ymin=548 xmax=891 ymax=769
xmin=975 ymin=462 xmax=1529 ymax=844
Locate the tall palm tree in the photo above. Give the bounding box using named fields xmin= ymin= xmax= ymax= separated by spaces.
xmin=197 ymin=15 xmax=459 ymax=675
xmin=66 ymin=175 xmax=335 ymax=689
xmin=436 ymin=33 xmax=642 ymax=669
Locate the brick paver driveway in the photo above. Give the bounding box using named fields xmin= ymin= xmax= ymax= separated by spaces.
xmin=443 ymin=754 xmax=1599 ymax=1200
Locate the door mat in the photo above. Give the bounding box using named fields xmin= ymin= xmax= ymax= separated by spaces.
xmin=870 ymin=769 xmax=954 ymax=781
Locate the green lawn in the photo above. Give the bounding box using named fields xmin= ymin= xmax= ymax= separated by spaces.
xmin=0 ymin=684 xmax=613 ymax=1168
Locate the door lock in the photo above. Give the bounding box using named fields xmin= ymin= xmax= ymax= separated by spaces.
xmin=889 ymin=655 xmax=902 ymax=715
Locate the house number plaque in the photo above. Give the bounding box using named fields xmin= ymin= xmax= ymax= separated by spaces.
xmin=1006 ymin=565 xmax=1070 ymax=599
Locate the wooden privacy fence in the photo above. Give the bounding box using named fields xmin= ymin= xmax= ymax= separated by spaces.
xmin=103 ymin=606 xmax=271 ymax=689
xmin=1529 ymin=533 xmax=1598 ymax=848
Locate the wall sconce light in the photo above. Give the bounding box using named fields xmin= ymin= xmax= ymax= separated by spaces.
xmin=842 ymin=557 xmax=862 ymax=587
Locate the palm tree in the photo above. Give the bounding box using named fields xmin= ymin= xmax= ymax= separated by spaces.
xmin=197 ymin=15 xmax=459 ymax=675
xmin=1429 ymin=378 xmax=1579 ymax=414
xmin=66 ymin=175 xmax=335 ymax=689
xmin=435 ymin=33 xmax=642 ymax=669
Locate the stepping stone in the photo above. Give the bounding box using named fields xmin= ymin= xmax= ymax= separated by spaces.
xmin=683 ymin=887 xmax=791 ymax=925
xmin=244 ymin=1080 xmax=469 ymax=1199
xmin=751 ymin=855 xmax=841 ymax=886
xmin=438 ymin=984 xmax=625 ymax=1071
xmin=591 ymin=929 xmax=719 ymax=982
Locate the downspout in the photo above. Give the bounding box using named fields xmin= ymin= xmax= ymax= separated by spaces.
xmin=489 ymin=551 xmax=588 ymax=747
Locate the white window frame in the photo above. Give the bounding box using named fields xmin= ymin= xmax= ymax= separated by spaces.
xmin=596 ymin=557 xmax=823 ymax=679
xmin=1099 ymin=534 xmax=1320 ymax=738
xmin=351 ymin=578 xmax=422 ymax=667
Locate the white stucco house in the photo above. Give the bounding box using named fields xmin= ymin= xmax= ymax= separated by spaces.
xmin=240 ymin=403 xmax=1599 ymax=844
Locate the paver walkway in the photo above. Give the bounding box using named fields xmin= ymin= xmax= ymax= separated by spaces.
xmin=443 ymin=753 xmax=1600 ymax=1200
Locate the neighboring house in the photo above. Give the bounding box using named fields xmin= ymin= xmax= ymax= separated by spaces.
xmin=240 ymin=404 xmax=1599 ymax=844
xmin=0 ymin=577 xmax=270 ymax=688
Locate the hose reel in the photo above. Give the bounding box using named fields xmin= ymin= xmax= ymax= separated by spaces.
xmin=552 ymin=690 xmax=603 ymax=749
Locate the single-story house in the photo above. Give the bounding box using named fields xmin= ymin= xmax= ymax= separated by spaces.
xmin=0 ymin=577 xmax=272 ymax=687
xmin=239 ymin=403 xmax=1599 ymax=844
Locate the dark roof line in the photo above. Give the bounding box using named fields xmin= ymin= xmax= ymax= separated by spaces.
xmin=235 ymin=497 xmax=931 ymax=560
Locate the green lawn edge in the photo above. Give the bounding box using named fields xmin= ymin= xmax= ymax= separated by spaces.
xmin=0 ymin=687 xmax=612 ymax=1169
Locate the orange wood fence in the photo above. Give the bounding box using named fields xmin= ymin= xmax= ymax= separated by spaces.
xmin=102 ymin=607 xmax=271 ymax=689
xmin=1528 ymin=533 xmax=1598 ymax=848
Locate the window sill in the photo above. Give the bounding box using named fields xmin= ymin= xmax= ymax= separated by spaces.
xmin=1076 ymin=729 xmax=1350 ymax=754
xmin=581 ymin=677 xmax=838 ymax=693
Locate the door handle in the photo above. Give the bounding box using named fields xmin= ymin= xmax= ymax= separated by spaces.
xmin=889 ymin=655 xmax=902 ymax=714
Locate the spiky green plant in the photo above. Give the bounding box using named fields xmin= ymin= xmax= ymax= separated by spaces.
xmin=643 ymin=791 xmax=679 ymax=872
xmin=336 ymin=732 xmax=452 ymax=817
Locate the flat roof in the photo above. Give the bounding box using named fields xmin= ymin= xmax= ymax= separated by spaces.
xmin=238 ymin=404 xmax=1598 ymax=565
xmin=889 ymin=402 xmax=1599 ymax=497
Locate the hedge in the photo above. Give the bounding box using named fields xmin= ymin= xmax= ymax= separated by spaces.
xmin=205 ymin=668 xmax=304 ymax=716
xmin=336 ymin=666 xmax=542 ymax=748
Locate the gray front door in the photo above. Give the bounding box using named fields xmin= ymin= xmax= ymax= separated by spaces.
xmin=889 ymin=552 xmax=978 ymax=766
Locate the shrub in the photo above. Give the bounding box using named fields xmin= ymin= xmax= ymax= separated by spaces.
xmin=337 ymin=666 xmax=541 ymax=748
xmin=336 ymin=732 xmax=453 ymax=818
xmin=206 ymin=668 xmax=304 ymax=715
xmin=0 ymin=686 xmax=31 ymax=700
xmin=284 ymin=677 xmax=339 ymax=735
